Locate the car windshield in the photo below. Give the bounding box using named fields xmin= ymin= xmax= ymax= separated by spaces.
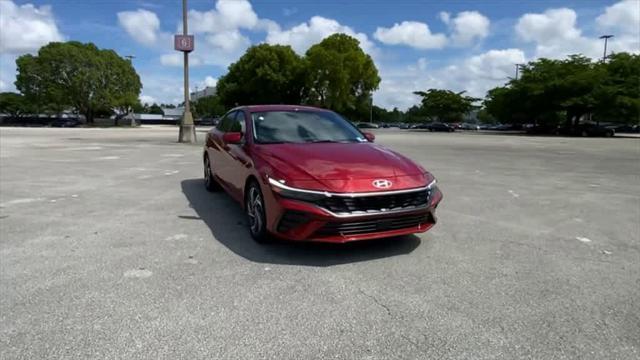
xmin=251 ymin=110 xmax=365 ymax=144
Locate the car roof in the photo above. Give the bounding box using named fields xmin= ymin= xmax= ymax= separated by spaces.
xmin=232 ymin=104 xmax=330 ymax=113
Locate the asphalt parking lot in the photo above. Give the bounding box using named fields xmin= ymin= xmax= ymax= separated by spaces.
xmin=1 ymin=126 xmax=638 ymax=359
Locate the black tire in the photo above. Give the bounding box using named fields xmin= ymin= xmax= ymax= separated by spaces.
xmin=245 ymin=181 xmax=271 ymax=243
xmin=203 ymin=155 xmax=221 ymax=192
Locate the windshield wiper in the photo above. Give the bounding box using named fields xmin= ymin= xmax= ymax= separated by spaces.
xmin=307 ymin=140 xmax=356 ymax=143
xmin=258 ymin=141 xmax=297 ymax=144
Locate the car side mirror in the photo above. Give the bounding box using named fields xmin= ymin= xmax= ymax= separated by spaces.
xmin=222 ymin=132 xmax=242 ymax=144
xmin=363 ymin=132 xmax=375 ymax=142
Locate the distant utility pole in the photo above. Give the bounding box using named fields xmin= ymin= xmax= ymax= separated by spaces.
xmin=176 ymin=0 xmax=196 ymax=143
xmin=599 ymin=35 xmax=614 ymax=62
xmin=515 ymin=63 xmax=524 ymax=80
xmin=370 ymin=97 xmax=373 ymax=123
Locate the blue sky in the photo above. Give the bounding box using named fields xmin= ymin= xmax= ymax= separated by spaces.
xmin=1 ymin=0 xmax=638 ymax=110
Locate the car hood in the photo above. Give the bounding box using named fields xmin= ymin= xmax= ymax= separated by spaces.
xmin=256 ymin=142 xmax=430 ymax=192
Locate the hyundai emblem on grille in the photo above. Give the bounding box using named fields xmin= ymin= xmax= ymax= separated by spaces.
xmin=372 ymin=179 xmax=392 ymax=189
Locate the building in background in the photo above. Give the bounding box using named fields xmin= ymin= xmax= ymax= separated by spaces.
xmin=190 ymin=86 xmax=216 ymax=101
xmin=162 ymin=107 xmax=183 ymax=122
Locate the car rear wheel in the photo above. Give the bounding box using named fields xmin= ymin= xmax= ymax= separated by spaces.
xmin=203 ymin=155 xmax=221 ymax=192
xmin=246 ymin=181 xmax=270 ymax=243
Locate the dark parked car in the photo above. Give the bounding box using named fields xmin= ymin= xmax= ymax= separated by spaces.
xmin=526 ymin=124 xmax=559 ymax=135
xmin=51 ymin=118 xmax=81 ymax=127
xmin=426 ymin=122 xmax=454 ymax=132
xmin=559 ymin=124 xmax=615 ymax=137
xmin=607 ymin=124 xmax=639 ymax=133
xmin=460 ymin=123 xmax=480 ymax=131
xmin=203 ymin=105 xmax=442 ymax=243
xmin=357 ymin=122 xmax=379 ymax=129
xmin=198 ymin=117 xmax=219 ymax=126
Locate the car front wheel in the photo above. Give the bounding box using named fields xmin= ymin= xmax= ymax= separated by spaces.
xmin=204 ymin=155 xmax=221 ymax=192
xmin=246 ymin=181 xmax=270 ymax=243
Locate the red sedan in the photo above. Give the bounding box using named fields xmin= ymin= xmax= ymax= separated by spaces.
xmin=203 ymin=105 xmax=442 ymax=243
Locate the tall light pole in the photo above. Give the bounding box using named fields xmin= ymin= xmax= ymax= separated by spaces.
xmin=599 ymin=35 xmax=614 ymax=62
xmin=176 ymin=0 xmax=196 ymax=143
xmin=515 ymin=63 xmax=524 ymax=80
xmin=370 ymin=97 xmax=373 ymax=123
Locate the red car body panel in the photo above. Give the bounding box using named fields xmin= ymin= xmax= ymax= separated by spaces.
xmin=204 ymin=105 xmax=442 ymax=243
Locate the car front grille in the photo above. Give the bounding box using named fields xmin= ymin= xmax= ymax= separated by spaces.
xmin=314 ymin=188 xmax=430 ymax=215
xmin=314 ymin=212 xmax=432 ymax=237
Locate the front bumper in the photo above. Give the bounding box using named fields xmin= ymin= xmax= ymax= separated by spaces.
xmin=264 ymin=186 xmax=443 ymax=243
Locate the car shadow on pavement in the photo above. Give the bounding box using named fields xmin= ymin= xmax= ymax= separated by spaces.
xmin=181 ymin=179 xmax=421 ymax=267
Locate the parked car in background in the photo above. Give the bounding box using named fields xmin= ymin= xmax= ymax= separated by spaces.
xmin=198 ymin=117 xmax=220 ymax=126
xmin=559 ymin=123 xmax=615 ymax=137
xmin=526 ymin=124 xmax=559 ymax=135
xmin=51 ymin=118 xmax=81 ymax=127
xmin=607 ymin=124 xmax=639 ymax=133
xmin=357 ymin=122 xmax=379 ymax=129
xmin=426 ymin=122 xmax=455 ymax=132
xmin=203 ymin=105 xmax=442 ymax=243
xmin=412 ymin=123 xmax=430 ymax=129
xmin=460 ymin=123 xmax=480 ymax=131
xmin=398 ymin=123 xmax=411 ymax=129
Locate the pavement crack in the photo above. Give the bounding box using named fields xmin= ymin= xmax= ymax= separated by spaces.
xmin=358 ymin=288 xmax=392 ymax=316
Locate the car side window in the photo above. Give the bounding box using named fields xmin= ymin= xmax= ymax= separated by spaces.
xmin=229 ymin=111 xmax=246 ymax=133
xmin=216 ymin=111 xmax=237 ymax=132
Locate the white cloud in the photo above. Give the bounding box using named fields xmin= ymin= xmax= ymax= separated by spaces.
xmin=439 ymin=12 xmax=451 ymax=25
xmin=516 ymin=6 xmax=639 ymax=59
xmin=205 ymin=30 xmax=250 ymax=53
xmin=138 ymin=72 xmax=185 ymax=105
xmin=186 ymin=0 xmax=258 ymax=34
xmin=197 ymin=76 xmax=218 ymax=89
xmin=373 ymin=21 xmax=447 ymax=50
xmin=516 ymin=8 xmax=580 ymax=44
xmin=0 ymin=0 xmax=64 ymax=54
xmin=516 ymin=8 xmax=603 ymax=59
xmin=596 ymin=0 xmax=640 ymax=35
xmin=162 ymin=0 xmax=258 ymax=67
xmin=139 ymin=94 xmax=156 ymax=105
xmin=117 ymin=9 xmax=160 ymax=46
xmin=266 ymin=16 xmax=376 ymax=55
xmin=449 ymin=11 xmax=490 ymax=46
xmin=374 ymin=49 xmax=526 ymax=110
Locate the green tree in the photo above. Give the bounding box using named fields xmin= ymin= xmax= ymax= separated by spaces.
xmin=216 ymin=44 xmax=306 ymax=108
xmin=412 ymin=89 xmax=478 ymax=123
xmin=484 ymin=53 xmax=639 ymax=127
xmin=305 ymin=34 xmax=380 ymax=115
xmin=0 ymin=92 xmax=32 ymax=119
xmin=593 ymin=53 xmax=640 ymax=124
xmin=194 ymin=95 xmax=225 ymax=118
xmin=15 ymin=41 xmax=141 ymax=124
xmin=147 ymin=103 xmax=163 ymax=115
xmin=404 ymin=105 xmax=426 ymax=123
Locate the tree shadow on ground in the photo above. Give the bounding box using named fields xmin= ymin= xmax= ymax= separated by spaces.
xmin=181 ymin=179 xmax=421 ymax=267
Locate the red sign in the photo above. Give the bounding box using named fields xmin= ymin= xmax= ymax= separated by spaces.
xmin=174 ymin=35 xmax=194 ymax=52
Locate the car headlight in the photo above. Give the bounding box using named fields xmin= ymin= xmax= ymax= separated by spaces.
xmin=268 ymin=177 xmax=330 ymax=202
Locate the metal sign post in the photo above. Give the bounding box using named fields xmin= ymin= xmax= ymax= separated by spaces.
xmin=177 ymin=0 xmax=196 ymax=143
